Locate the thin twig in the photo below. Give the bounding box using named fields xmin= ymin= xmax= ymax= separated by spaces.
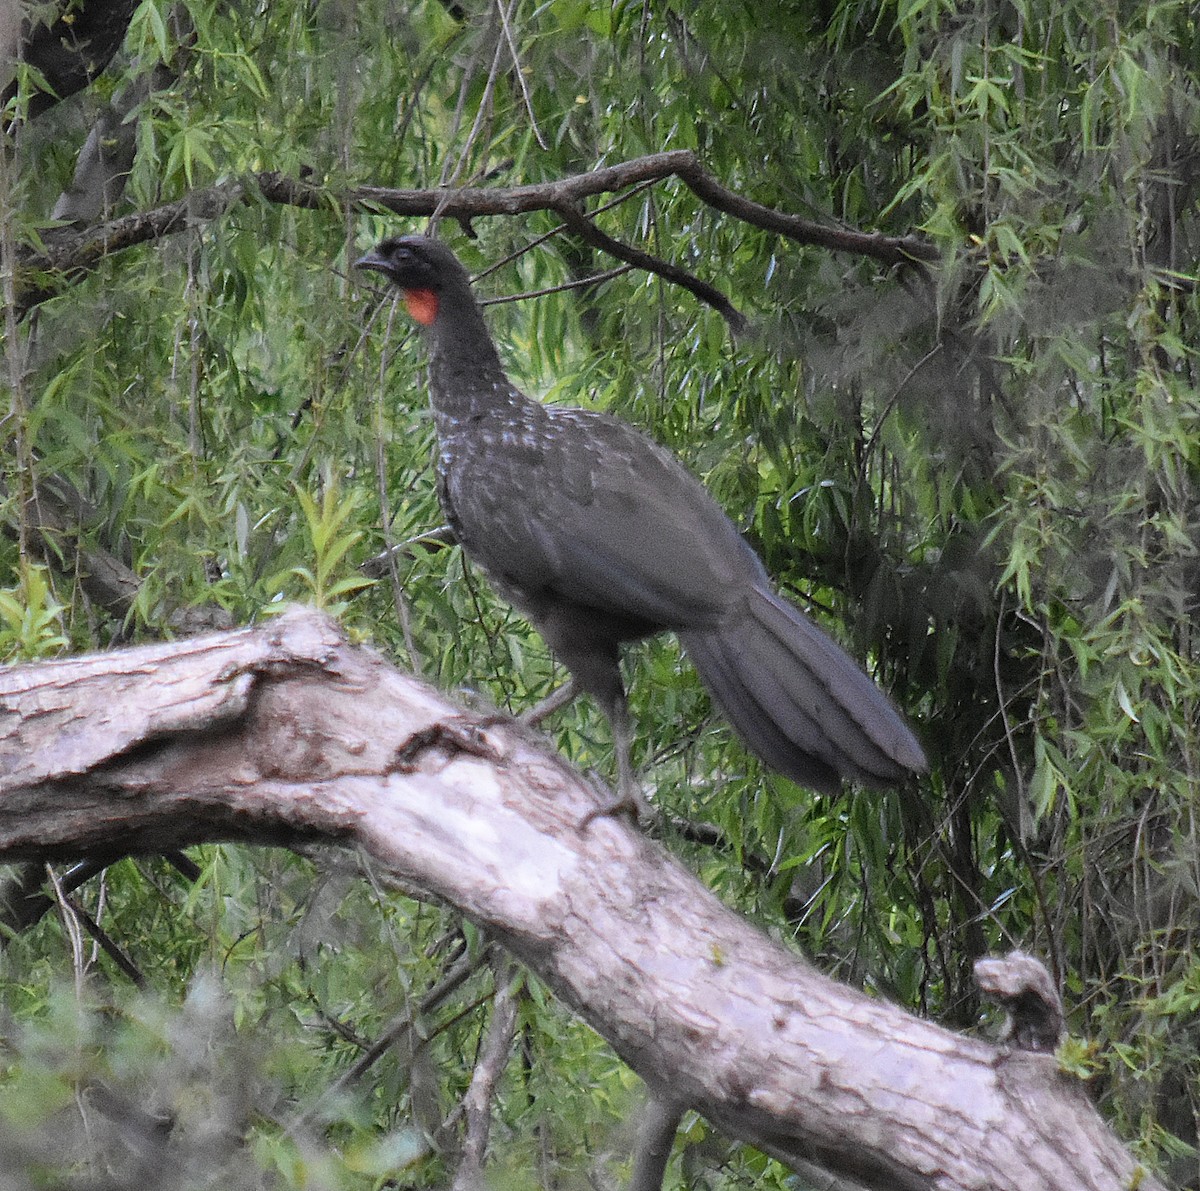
xmin=482 ymin=263 xmax=634 ymax=306
xmin=360 ymin=525 xmax=457 ymax=581
xmin=46 ymin=864 xmax=88 ymax=995
xmin=450 ymin=960 xmax=522 ymax=1189
xmin=494 ymin=0 xmax=547 ymax=149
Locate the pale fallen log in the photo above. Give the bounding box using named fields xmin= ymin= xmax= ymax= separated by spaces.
xmin=0 ymin=607 xmax=1162 ymax=1191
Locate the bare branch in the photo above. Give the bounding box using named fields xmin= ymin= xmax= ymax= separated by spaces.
xmin=18 ymin=180 xmax=244 ymax=316
xmin=0 ymin=607 xmax=1163 ymax=1191
xmin=551 ymin=201 xmax=749 ymax=333
xmin=60 ymin=892 xmax=147 ymax=987
xmin=675 ymin=161 xmax=939 ymax=266
xmin=628 ymin=1098 xmax=685 ymax=1191
xmin=18 ymin=152 xmax=937 ymax=318
xmin=288 ymin=941 xmax=489 ymax=1137
xmin=451 ymin=960 xmax=521 ymax=1190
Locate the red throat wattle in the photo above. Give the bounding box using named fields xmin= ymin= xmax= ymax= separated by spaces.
xmin=403 ymin=288 xmax=440 ymax=325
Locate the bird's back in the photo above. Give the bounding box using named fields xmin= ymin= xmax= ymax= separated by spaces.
xmin=436 ymin=392 xmax=762 ymax=640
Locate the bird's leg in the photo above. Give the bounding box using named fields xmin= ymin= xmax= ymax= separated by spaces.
xmin=519 ymin=676 xmax=580 ymax=727
xmin=579 ymin=695 xmax=654 ymax=828
xmin=611 ymin=697 xmax=653 ymax=821
xmin=521 ymin=644 xmax=652 ymax=827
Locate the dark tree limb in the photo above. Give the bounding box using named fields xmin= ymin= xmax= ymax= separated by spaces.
xmin=19 ymin=182 xmax=245 ymax=316
xmin=17 ymin=152 xmax=935 ymax=319
xmin=259 ymin=151 xmax=936 ymax=266
xmin=58 ymin=891 xmax=146 ymax=987
xmin=628 ymin=1097 xmax=685 ymax=1191
xmin=0 ymin=607 xmax=1165 ymax=1191
xmin=551 ymin=200 xmax=749 ymax=333
xmin=676 ymin=162 xmax=938 ymax=267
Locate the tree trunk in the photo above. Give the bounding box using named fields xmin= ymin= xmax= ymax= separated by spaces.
xmin=0 ymin=607 xmax=1163 ymax=1191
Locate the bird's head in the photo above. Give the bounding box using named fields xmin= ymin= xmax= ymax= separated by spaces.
xmin=354 ymin=235 xmax=467 ymax=326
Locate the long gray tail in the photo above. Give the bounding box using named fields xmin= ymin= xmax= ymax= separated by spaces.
xmin=679 ymin=585 xmax=926 ymax=792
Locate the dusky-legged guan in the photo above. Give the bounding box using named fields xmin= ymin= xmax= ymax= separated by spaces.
xmin=356 ymin=236 xmax=926 ymax=815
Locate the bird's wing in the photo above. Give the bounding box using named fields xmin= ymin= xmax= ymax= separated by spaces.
xmin=446 ymin=408 xmax=762 ymax=631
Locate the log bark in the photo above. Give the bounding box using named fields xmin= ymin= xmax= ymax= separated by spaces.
xmin=0 ymin=607 xmax=1163 ymax=1191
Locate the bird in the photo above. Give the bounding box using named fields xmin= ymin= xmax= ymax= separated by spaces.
xmin=355 ymin=235 xmax=926 ymax=817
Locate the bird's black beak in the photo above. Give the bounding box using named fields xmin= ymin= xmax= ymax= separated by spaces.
xmin=354 ymin=249 xmax=392 ymax=278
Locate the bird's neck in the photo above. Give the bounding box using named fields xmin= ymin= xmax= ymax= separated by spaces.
xmin=423 ymin=290 xmax=530 ymax=427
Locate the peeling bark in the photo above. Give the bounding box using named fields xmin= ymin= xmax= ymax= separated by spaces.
xmin=0 ymin=607 xmax=1163 ymax=1191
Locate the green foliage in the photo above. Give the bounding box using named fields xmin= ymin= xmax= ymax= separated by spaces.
xmin=0 ymin=566 xmax=68 ymax=662
xmin=271 ymin=479 xmax=375 ymax=614
xmin=3 ymin=0 xmax=1200 ymax=1184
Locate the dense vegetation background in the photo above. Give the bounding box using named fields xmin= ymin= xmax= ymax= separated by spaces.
xmin=1 ymin=0 xmax=1198 ymax=1186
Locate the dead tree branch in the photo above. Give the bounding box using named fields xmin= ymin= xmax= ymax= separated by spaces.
xmin=0 ymin=607 xmax=1163 ymax=1191
xmin=451 ymin=960 xmax=521 ymax=1190
xmin=17 ymin=151 xmax=935 ymax=319
xmin=551 ymin=200 xmax=749 ymax=333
